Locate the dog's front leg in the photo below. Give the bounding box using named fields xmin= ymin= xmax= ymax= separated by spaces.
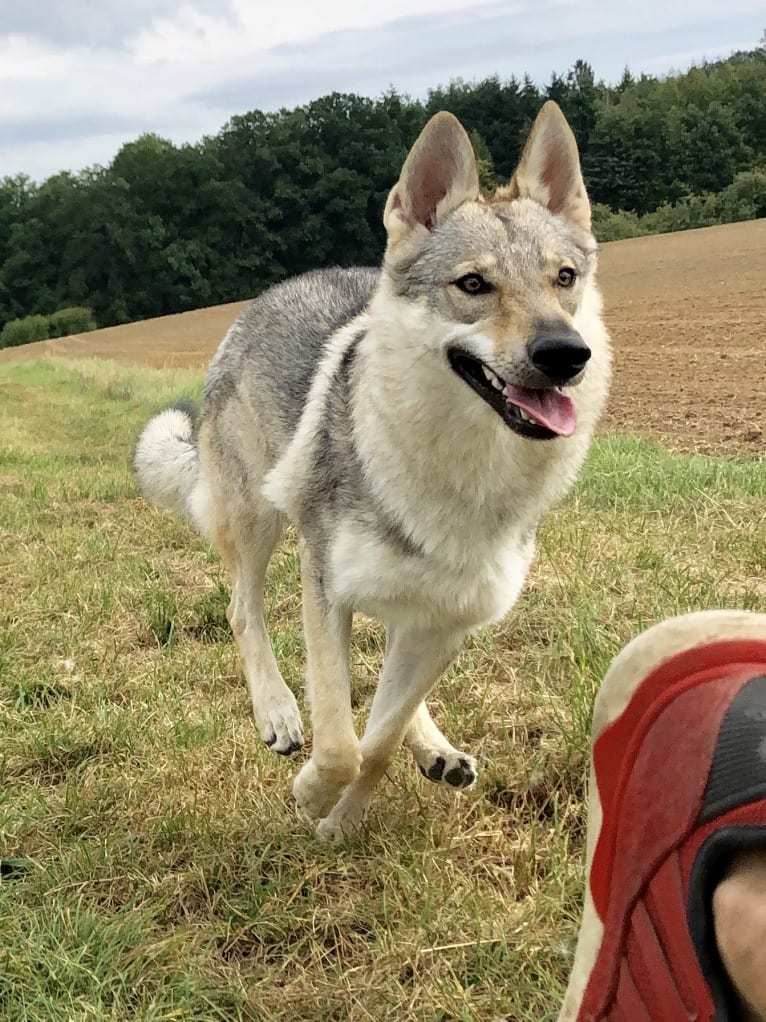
xmin=292 ymin=542 xmax=361 ymax=824
xmin=405 ymin=701 xmax=478 ymax=789
xmin=389 ymin=626 xmax=477 ymax=789
xmin=316 ymin=625 xmax=466 ymax=841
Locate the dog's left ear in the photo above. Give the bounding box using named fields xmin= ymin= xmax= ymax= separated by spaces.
xmin=497 ymin=101 xmax=591 ymax=231
xmin=384 ymin=112 xmax=480 ymax=245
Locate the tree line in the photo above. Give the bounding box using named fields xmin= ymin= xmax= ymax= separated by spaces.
xmin=1 ymin=49 xmax=764 ymax=335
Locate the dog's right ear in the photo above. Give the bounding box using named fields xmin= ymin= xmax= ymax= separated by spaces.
xmin=384 ymin=112 xmax=480 ymax=245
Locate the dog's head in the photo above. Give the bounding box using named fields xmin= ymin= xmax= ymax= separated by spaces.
xmin=381 ymin=102 xmax=602 ymax=441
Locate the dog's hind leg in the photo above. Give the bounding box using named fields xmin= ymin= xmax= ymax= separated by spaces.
xmin=405 ymin=702 xmax=477 ymax=789
xmin=222 ymin=509 xmax=304 ymax=756
xmin=315 ymin=625 xmax=466 ymax=840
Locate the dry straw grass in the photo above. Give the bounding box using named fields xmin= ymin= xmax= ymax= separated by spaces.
xmin=0 ymin=357 xmax=763 ymax=1020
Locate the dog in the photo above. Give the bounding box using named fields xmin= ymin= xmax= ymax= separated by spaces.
xmin=134 ymin=101 xmax=612 ymax=839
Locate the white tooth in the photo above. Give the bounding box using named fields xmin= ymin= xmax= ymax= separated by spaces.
xmin=482 ymin=364 xmax=504 ymax=390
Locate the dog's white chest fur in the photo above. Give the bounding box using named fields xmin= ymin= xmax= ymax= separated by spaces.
xmin=328 ymin=519 xmax=535 ymax=630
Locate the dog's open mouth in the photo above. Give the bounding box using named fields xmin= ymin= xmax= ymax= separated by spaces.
xmin=448 ymin=349 xmax=576 ymax=440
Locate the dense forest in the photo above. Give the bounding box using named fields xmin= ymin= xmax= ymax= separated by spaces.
xmin=1 ymin=48 xmax=765 ymax=337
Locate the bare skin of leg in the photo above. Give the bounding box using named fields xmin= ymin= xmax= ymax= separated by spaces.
xmin=713 ymin=850 xmax=766 ymax=1021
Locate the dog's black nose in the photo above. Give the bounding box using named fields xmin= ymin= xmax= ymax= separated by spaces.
xmin=527 ymin=329 xmax=591 ymax=382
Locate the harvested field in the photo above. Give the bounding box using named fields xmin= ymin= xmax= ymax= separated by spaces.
xmin=597 ymin=219 xmax=765 ymax=455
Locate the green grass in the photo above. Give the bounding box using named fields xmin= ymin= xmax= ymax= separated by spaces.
xmin=0 ymin=358 xmax=763 ymax=1021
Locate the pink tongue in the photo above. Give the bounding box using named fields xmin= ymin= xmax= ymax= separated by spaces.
xmin=505 ymin=385 xmax=576 ymax=437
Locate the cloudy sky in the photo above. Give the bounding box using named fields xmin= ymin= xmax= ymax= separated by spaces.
xmin=1 ymin=0 xmax=763 ymax=182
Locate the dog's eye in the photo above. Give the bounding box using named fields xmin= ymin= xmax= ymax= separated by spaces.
xmin=455 ymin=273 xmax=491 ymax=295
xmin=557 ymin=267 xmax=577 ymax=289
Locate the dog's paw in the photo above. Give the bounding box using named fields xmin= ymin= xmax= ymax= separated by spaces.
xmin=417 ymin=751 xmax=478 ymax=789
xmin=257 ymin=696 xmax=304 ymax=756
xmin=315 ymin=803 xmax=367 ymax=842
xmin=293 ymin=761 xmax=353 ymax=822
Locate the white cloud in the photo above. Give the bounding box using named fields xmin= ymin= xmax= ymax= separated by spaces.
xmin=0 ymin=34 xmax=73 ymax=85
xmin=0 ymin=0 xmax=763 ymax=179
xmin=131 ymin=0 xmax=520 ymax=62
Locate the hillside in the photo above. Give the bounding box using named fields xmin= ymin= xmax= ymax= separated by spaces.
xmin=2 ymin=218 xmax=764 ymax=455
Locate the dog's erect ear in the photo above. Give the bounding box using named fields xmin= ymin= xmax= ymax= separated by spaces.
xmin=497 ymin=101 xmax=591 ymax=231
xmin=384 ymin=112 xmax=480 ymax=244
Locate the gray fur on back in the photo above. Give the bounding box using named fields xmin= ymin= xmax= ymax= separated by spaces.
xmin=204 ymin=267 xmax=379 ymax=447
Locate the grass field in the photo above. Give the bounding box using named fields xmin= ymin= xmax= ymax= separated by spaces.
xmin=1 ymin=356 xmax=763 ymax=1020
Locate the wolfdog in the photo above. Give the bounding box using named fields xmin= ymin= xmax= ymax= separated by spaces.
xmin=135 ymin=101 xmax=611 ymax=839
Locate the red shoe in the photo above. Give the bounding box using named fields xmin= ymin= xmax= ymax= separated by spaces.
xmin=559 ymin=610 xmax=766 ymax=1022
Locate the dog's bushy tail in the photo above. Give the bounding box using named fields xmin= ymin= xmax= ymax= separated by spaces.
xmin=134 ymin=401 xmax=200 ymax=518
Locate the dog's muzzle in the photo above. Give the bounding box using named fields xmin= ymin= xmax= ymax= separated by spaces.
xmin=447 ymin=345 xmax=580 ymax=440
